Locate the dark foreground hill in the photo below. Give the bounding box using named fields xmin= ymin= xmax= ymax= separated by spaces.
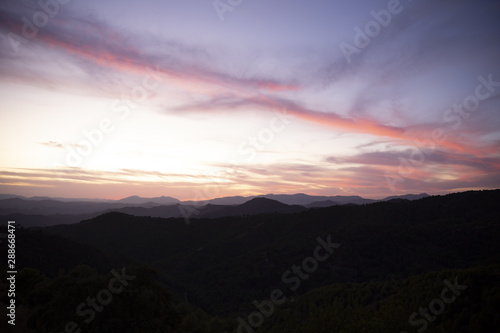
xmin=44 ymin=190 xmax=500 ymax=311
xmin=1 ymin=189 xmax=499 ymax=332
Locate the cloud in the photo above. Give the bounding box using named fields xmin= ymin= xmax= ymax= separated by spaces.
xmin=322 ymin=148 xmax=500 ymax=194
xmin=175 ymin=93 xmax=406 ymax=136
xmin=1 ymin=145 xmax=499 ymax=200
xmin=38 ymin=141 xmax=103 ymax=151
xmin=208 ymin=157 xmax=500 ymax=198
xmin=39 ymin=141 xmax=64 ymax=149
xmin=327 ymin=149 xmax=500 ymax=171
xmin=0 ymin=4 xmax=299 ymax=99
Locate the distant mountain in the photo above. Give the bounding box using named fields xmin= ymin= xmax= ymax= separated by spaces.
xmin=183 ymin=195 xmax=250 ymax=206
xmin=180 ymin=193 xmax=373 ymax=206
xmin=103 ymin=198 xmax=306 ymax=219
xmin=103 ymin=204 xmax=187 ymax=219
xmin=0 ymin=198 xmax=158 ymax=215
xmin=328 ymin=195 xmax=375 ymax=205
xmin=262 ymin=193 xmax=331 ymax=205
xmin=381 ymin=193 xmax=429 ymax=201
xmin=0 ymin=194 xmax=25 ymax=200
xmin=3 ymin=224 xmax=124 ymax=277
xmin=183 ymin=193 xmax=378 ymax=206
xmin=198 ymin=197 xmax=306 ymax=218
xmin=118 ymin=195 xmax=180 ymax=205
xmin=0 ymin=194 xmax=112 ymax=202
xmin=0 ymin=193 xmax=436 ymax=227
xmin=29 ymin=196 xmax=113 ymax=202
xmin=306 ymin=199 xmax=338 ymax=208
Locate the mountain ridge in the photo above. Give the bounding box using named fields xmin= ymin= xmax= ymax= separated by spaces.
xmin=0 ymin=192 xmax=432 ymax=225
xmin=0 ymin=192 xmax=430 ymax=206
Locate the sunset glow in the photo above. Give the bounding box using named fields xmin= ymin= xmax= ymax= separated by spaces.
xmin=1 ymin=0 xmax=499 ymax=200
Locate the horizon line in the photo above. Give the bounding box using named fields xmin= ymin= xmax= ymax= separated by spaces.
xmin=1 ymin=188 xmax=498 ymax=203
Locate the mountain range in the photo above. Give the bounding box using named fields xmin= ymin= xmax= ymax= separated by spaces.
xmin=0 ymin=192 xmax=429 ymax=227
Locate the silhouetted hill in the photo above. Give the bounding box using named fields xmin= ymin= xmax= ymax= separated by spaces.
xmin=327 ymin=195 xmax=375 ymax=205
xmin=150 ymin=193 xmax=421 ymax=206
xmin=97 ymin=198 xmax=306 ymax=220
xmin=249 ymin=193 xmax=374 ymax=205
xmin=103 ymin=204 xmax=186 ymax=218
xmin=381 ymin=192 xmax=429 ymax=201
xmin=199 ymin=197 xmax=306 ymax=218
xmin=0 ymin=212 xmax=98 ymax=227
xmin=305 ymin=199 xmax=338 ymax=208
xmin=182 ymin=195 xmax=250 ymax=206
xmin=0 ymin=225 xmax=125 ymax=277
xmin=0 ymin=194 xmax=25 ymax=200
xmin=261 ymin=193 xmax=329 ymax=205
xmin=118 ymin=195 xmax=180 ymax=205
xmin=258 ymin=264 xmax=500 ymax=333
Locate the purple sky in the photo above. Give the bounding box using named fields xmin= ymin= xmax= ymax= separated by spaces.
xmin=1 ymin=0 xmax=499 ymax=200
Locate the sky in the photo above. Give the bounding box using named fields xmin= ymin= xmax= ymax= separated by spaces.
xmin=0 ymin=0 xmax=499 ymax=200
